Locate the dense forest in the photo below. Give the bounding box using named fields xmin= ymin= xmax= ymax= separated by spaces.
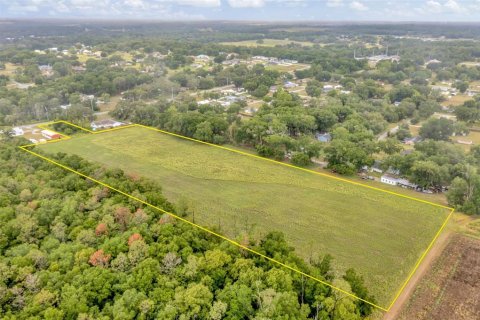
xmin=0 ymin=138 xmax=375 ymax=319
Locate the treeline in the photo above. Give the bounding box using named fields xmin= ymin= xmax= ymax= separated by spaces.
xmin=0 ymin=139 xmax=375 ymax=319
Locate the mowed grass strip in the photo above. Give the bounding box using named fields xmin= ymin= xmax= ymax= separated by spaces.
xmin=39 ymin=126 xmax=450 ymax=306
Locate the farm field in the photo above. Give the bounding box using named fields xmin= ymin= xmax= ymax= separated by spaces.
xmin=38 ymin=126 xmax=451 ymax=307
xmin=396 ymin=234 xmax=480 ymax=320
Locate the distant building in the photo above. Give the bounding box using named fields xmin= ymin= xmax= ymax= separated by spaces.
xmin=197 ymin=100 xmax=211 ymax=105
xmin=12 ymin=127 xmax=24 ymax=136
xmin=39 ymin=65 xmax=54 ymax=77
xmin=223 ymin=58 xmax=240 ymax=66
xmin=315 ymin=132 xmax=332 ymax=142
xmin=284 ymin=81 xmax=298 ymax=88
xmin=466 ymin=89 xmax=480 ymax=97
xmin=403 ymin=136 xmax=421 ymax=145
xmin=323 ymin=85 xmax=334 ymax=92
xmin=381 ymin=174 xmax=418 ymax=190
xmin=381 ymin=175 xmax=398 ymax=185
xmin=281 ymin=59 xmax=298 ymax=64
xmin=371 ymin=160 xmax=383 ymax=173
xmin=80 ymin=94 xmax=95 ymax=102
xmin=41 ymin=130 xmax=61 ymax=140
xmin=426 ymin=59 xmax=441 ymax=65
xmin=191 ymin=63 xmax=203 ymax=69
xmin=72 ymin=66 xmax=86 ymax=72
xmin=91 ymin=120 xmax=124 ymax=131
xmin=195 ymin=54 xmax=210 ymax=61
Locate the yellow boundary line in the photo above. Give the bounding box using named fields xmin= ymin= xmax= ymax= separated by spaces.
xmin=18 ymin=120 xmax=455 ymax=312
xmin=386 ymin=207 xmax=454 ymax=310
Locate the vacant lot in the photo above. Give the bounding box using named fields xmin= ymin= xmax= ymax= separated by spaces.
xmin=396 ymin=234 xmax=480 ymax=320
xmin=39 ymin=126 xmax=450 ymax=306
xmin=265 ymin=63 xmax=310 ymax=72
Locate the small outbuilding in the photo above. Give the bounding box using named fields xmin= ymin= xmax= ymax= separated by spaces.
xmin=41 ymin=130 xmax=61 ymax=140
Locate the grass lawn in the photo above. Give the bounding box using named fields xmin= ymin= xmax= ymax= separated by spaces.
xmin=38 ymin=126 xmax=451 ymax=307
xmin=0 ymin=63 xmax=17 ymax=76
xmin=409 ymin=124 xmax=421 ymax=136
xmin=443 ymin=94 xmax=472 ymax=107
xmin=98 ymin=95 xmax=121 ymax=112
xmin=453 ymin=130 xmax=480 ymax=151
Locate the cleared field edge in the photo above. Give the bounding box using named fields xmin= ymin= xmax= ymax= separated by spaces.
xmin=18 ymin=120 xmax=455 ymax=312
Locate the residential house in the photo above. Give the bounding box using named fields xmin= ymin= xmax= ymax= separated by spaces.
xmin=381 ymin=174 xmax=418 ymax=190
xmin=91 ymin=120 xmax=124 ymax=131
xmin=381 ymin=174 xmax=398 ymax=185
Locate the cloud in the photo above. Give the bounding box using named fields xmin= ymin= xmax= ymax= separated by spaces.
xmin=174 ymin=0 xmax=221 ymax=7
xmin=444 ymin=0 xmax=463 ymax=13
xmin=124 ymin=0 xmax=145 ymax=8
xmin=326 ymin=0 xmax=343 ymax=7
xmin=226 ymin=0 xmax=305 ymax=8
xmin=422 ymin=0 xmax=465 ymax=14
xmin=349 ymin=0 xmax=367 ymax=11
xmin=228 ymin=0 xmax=265 ymax=7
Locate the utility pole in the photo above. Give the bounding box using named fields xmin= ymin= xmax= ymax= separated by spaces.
xmin=44 ymin=105 xmax=49 ymax=121
xmin=90 ymin=97 xmax=94 ymax=112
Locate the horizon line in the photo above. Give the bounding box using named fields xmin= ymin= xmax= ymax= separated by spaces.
xmin=2 ymin=18 xmax=480 ymax=25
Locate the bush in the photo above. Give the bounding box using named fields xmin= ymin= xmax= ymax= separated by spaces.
xmin=291 ymin=153 xmax=311 ymax=167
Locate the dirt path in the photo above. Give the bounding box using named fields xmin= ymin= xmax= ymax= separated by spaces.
xmin=383 ymin=229 xmax=452 ymax=320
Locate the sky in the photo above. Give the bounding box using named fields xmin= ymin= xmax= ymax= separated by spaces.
xmin=2 ymin=0 xmax=480 ymax=21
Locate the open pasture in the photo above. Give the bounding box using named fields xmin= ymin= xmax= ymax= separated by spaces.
xmin=38 ymin=126 xmax=451 ymax=307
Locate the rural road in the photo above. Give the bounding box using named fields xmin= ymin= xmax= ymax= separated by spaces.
xmin=383 ymin=230 xmax=452 ymax=320
xmin=378 ymin=125 xmax=399 ymax=141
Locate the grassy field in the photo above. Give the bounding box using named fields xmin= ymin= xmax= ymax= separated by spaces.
xmin=221 ymin=38 xmax=315 ymax=47
xmin=265 ymin=63 xmax=310 ymax=72
xmin=38 ymin=126 xmax=451 ymax=306
xmin=454 ymin=130 xmax=480 ymax=151
xmin=0 ymin=63 xmax=17 ymax=76
xmin=444 ymin=94 xmax=472 ymax=107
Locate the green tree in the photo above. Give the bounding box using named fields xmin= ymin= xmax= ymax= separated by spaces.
xmin=419 ymin=118 xmax=454 ymax=141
